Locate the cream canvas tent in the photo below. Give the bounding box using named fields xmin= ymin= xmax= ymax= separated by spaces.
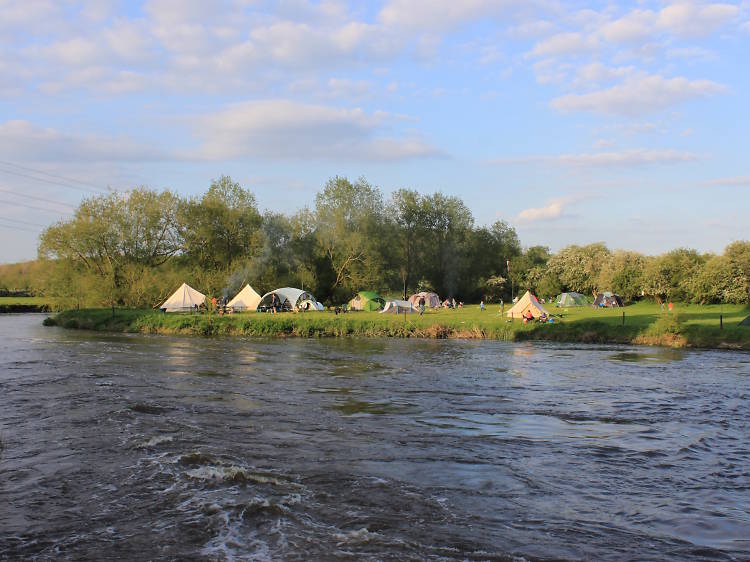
xmin=380 ymin=300 xmax=417 ymax=314
xmin=257 ymin=287 xmax=321 ymax=312
xmin=408 ymin=291 xmax=441 ymax=308
xmin=506 ymin=291 xmax=551 ymax=319
xmin=227 ymin=284 xmax=262 ymax=312
xmin=160 ymin=283 xmax=206 ymax=312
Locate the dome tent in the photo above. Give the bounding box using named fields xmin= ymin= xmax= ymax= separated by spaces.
xmin=380 ymin=300 xmax=417 ymax=314
xmin=593 ymin=292 xmax=623 ymax=308
xmin=349 ymin=291 xmax=385 ymax=311
xmin=257 ymin=287 xmax=321 ymax=312
xmin=408 ymin=291 xmax=441 ymax=309
xmin=227 ymin=284 xmax=262 ymax=312
xmin=556 ymin=292 xmax=587 ymax=307
xmin=160 ymin=283 xmax=206 ymax=312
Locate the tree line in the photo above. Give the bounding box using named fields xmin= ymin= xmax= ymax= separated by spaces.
xmin=17 ymin=174 xmax=750 ymax=309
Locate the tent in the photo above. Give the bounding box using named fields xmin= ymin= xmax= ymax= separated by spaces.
xmin=556 ymin=292 xmax=587 ymax=307
xmin=257 ymin=287 xmax=321 ymax=312
xmin=593 ymin=292 xmax=623 ymax=308
xmin=506 ymin=291 xmax=551 ymax=319
xmin=227 ymin=284 xmax=262 ymax=312
xmin=739 ymin=316 xmax=750 ymax=327
xmin=349 ymin=291 xmax=385 ymax=311
xmin=408 ymin=291 xmax=441 ymax=309
xmin=380 ymin=300 xmax=417 ymax=314
xmin=160 ymin=283 xmax=206 ymax=312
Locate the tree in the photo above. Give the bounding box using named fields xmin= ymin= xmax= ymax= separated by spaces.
xmin=597 ymin=251 xmax=646 ymax=303
xmin=314 ymin=176 xmax=385 ymax=300
xmin=546 ymin=243 xmax=610 ymax=295
xmin=390 ymin=189 xmax=426 ymax=298
xmin=180 ymin=176 xmax=262 ymax=271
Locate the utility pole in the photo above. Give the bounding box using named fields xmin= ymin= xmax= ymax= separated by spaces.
xmin=507 ymin=259 xmax=513 ymax=302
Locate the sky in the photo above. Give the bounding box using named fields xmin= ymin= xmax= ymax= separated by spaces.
xmin=1 ymin=0 xmax=749 ymax=263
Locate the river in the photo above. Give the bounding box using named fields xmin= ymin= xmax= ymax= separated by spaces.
xmin=1 ymin=314 xmax=749 ymax=560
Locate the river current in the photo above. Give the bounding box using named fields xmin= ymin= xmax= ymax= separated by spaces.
xmin=1 ymin=314 xmax=750 ymax=560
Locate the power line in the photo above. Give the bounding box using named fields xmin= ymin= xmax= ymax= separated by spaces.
xmin=0 ymin=219 xmax=41 ymax=234
xmin=0 ymin=167 xmax=109 ymax=195
xmin=0 ymin=187 xmax=76 ymax=210
xmin=0 ymin=216 xmax=49 ymax=228
xmin=0 ymin=198 xmax=73 ymax=215
xmin=0 ymin=160 xmax=109 ymax=193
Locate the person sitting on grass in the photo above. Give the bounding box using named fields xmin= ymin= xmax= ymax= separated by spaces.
xmin=523 ymin=309 xmax=534 ymax=324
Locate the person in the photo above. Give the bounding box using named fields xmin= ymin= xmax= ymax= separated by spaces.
xmin=451 ymin=297 xmax=456 ymax=309
xmin=523 ymin=309 xmax=534 ymax=324
xmin=419 ymin=296 xmax=425 ymax=316
xmin=480 ymin=300 xmax=485 ymax=311
xmin=271 ymin=292 xmax=280 ymax=314
xmin=668 ymin=301 xmax=674 ymax=313
xmin=500 ymin=299 xmax=504 ymax=314
xmin=211 ymin=296 xmax=217 ymax=311
xmin=458 ymin=301 xmax=463 ymax=308
xmin=539 ymin=312 xmax=547 ymax=323
xmin=661 ymin=301 xmax=665 ymax=312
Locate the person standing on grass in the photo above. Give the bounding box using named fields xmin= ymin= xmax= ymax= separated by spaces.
xmin=500 ymin=299 xmax=504 ymax=314
xmin=419 ymin=296 xmax=425 ymax=316
xmin=668 ymin=301 xmax=674 ymax=313
xmin=480 ymin=300 xmax=485 ymax=311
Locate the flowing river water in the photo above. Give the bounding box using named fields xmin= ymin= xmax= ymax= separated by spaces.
xmin=1 ymin=314 xmax=750 ymax=561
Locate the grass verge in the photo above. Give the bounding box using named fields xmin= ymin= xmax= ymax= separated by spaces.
xmin=44 ymin=302 xmax=750 ymax=350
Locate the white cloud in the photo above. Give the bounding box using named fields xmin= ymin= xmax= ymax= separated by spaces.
xmin=191 ymin=100 xmax=441 ymax=161
xmin=491 ymin=148 xmax=700 ymax=167
xmin=571 ymin=62 xmax=634 ymax=88
xmin=657 ymin=1 xmax=739 ymax=37
xmin=379 ymin=0 xmax=510 ymax=32
xmin=706 ymin=176 xmax=750 ymax=186
xmin=517 ymin=200 xmax=566 ymax=222
xmin=550 ymin=74 xmax=726 ymax=115
xmin=530 ymin=32 xmax=598 ymax=58
xmin=599 ymin=9 xmax=655 ymax=43
xmin=0 ymin=120 xmax=170 ymax=162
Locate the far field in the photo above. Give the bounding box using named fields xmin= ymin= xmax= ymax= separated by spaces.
xmin=0 ymin=296 xmax=51 ymax=312
xmin=48 ymin=301 xmax=750 ymax=350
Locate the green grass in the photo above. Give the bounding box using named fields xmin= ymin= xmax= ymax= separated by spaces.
xmin=46 ymin=301 xmax=750 ymax=350
xmin=0 ymin=296 xmax=52 ymax=312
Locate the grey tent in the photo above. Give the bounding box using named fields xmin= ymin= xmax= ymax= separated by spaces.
xmin=739 ymin=316 xmax=750 ymax=327
xmin=257 ymin=287 xmax=321 ymax=312
xmin=556 ymin=292 xmax=587 ymax=307
xmin=593 ymin=292 xmax=623 ymax=308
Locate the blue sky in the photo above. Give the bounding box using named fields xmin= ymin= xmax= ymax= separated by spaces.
xmin=1 ymin=0 xmax=749 ymax=263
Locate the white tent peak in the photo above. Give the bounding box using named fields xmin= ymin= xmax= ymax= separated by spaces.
xmin=160 ymin=283 xmax=206 ymax=312
xmin=227 ymin=284 xmax=261 ymax=311
xmin=506 ymin=291 xmax=551 ymax=319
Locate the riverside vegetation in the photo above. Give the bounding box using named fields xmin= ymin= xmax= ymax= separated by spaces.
xmin=3 ymin=173 xmax=750 ymax=348
xmin=46 ymin=302 xmax=750 ymax=350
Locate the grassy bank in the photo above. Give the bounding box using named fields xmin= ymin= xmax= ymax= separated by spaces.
xmin=0 ymin=296 xmax=51 ymax=313
xmin=45 ymin=302 xmax=750 ymax=350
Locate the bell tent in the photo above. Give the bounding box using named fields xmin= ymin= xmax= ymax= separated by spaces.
xmin=257 ymin=287 xmax=321 ymax=312
xmin=506 ymin=291 xmax=551 ymax=319
xmin=556 ymin=292 xmax=587 ymax=307
xmin=349 ymin=291 xmax=385 ymax=311
xmin=380 ymin=300 xmax=417 ymax=314
xmin=160 ymin=283 xmax=206 ymax=312
xmin=408 ymin=291 xmax=441 ymax=309
xmin=593 ymin=292 xmax=623 ymax=308
xmin=227 ymin=284 xmax=262 ymax=312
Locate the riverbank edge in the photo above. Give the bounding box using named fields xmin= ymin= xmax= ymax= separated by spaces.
xmin=1 ymin=304 xmax=50 ymax=313
xmin=44 ymin=309 xmax=750 ymax=351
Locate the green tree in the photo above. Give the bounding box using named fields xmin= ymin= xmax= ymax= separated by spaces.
xmin=180 ymin=176 xmax=262 ymax=271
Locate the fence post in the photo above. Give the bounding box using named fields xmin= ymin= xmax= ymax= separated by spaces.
xmin=720 ymin=314 xmax=723 ymax=330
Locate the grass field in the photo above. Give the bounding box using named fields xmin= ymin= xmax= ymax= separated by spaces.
xmin=0 ymin=296 xmax=51 ymax=312
xmin=47 ymin=301 xmax=750 ymax=350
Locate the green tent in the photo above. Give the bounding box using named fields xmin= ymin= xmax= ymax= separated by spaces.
xmin=349 ymin=291 xmax=385 ymax=311
xmin=556 ymin=292 xmax=587 ymax=307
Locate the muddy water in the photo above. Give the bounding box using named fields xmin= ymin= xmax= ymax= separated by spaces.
xmin=1 ymin=314 xmax=750 ymax=560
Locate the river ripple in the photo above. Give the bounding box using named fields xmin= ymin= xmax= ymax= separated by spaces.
xmin=1 ymin=314 xmax=750 ymax=560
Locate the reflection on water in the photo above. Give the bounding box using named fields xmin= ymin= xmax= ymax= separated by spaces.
xmin=1 ymin=314 xmax=750 ymax=561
